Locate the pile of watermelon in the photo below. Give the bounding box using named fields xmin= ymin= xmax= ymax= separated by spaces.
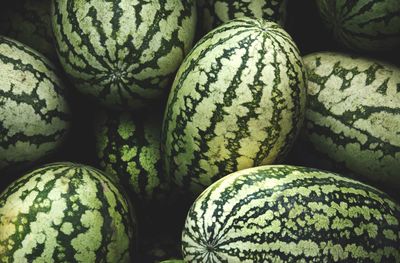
xmin=0 ymin=0 xmax=399 ymax=262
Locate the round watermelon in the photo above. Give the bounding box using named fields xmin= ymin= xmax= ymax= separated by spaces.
xmin=0 ymin=162 xmax=136 ymax=262
xmin=51 ymin=0 xmax=197 ymax=109
xmin=198 ymin=0 xmax=288 ymax=35
xmin=0 ymin=36 xmax=70 ymax=173
xmin=0 ymin=0 xmax=56 ymax=61
xmin=94 ymin=109 xmax=167 ymax=202
xmin=315 ymin=0 xmax=400 ymax=52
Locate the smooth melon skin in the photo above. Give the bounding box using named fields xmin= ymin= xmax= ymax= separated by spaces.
xmin=315 ymin=0 xmax=400 ymax=52
xmin=51 ymin=0 xmax=197 ymax=110
xmin=182 ymin=165 xmax=400 ymax=263
xmin=162 ymin=17 xmax=307 ymax=195
xmin=198 ymin=0 xmax=287 ymax=35
xmin=0 ymin=36 xmax=70 ymax=173
xmin=0 ymin=162 xmax=136 ymax=263
xmin=302 ymin=52 xmax=400 ymax=191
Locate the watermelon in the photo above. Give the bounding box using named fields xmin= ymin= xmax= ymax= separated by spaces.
xmin=0 ymin=162 xmax=136 ymax=262
xmin=51 ymin=0 xmax=197 ymax=109
xmin=0 ymin=0 xmax=56 ymax=61
xmin=0 ymin=36 xmax=70 ymax=173
xmin=182 ymin=165 xmax=400 ymax=262
xmin=302 ymin=52 xmax=400 ymax=190
xmin=315 ymin=0 xmax=400 ymax=52
xmin=198 ymin=0 xmax=287 ymax=34
xmin=94 ymin=109 xmax=167 ymax=202
xmin=161 ymin=17 xmax=307 ymax=194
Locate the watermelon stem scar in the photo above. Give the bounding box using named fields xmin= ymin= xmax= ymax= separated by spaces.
xmin=206 ymin=244 xmax=215 ymax=252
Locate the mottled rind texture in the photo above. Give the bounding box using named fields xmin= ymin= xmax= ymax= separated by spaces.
xmin=0 ymin=0 xmax=56 ymax=61
xmin=162 ymin=17 xmax=307 ymax=194
xmin=199 ymin=0 xmax=287 ymax=34
xmin=316 ymin=0 xmax=400 ymax=52
xmin=303 ymin=52 xmax=400 ymax=190
xmin=0 ymin=36 xmax=70 ymax=172
xmin=182 ymin=165 xmax=400 ymax=262
xmin=51 ymin=0 xmax=197 ymax=109
xmin=95 ymin=110 xmax=167 ymax=202
xmin=0 ymin=162 xmax=135 ymax=263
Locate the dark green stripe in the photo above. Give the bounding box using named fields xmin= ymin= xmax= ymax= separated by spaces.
xmin=184 ymin=167 xmax=400 ymax=261
xmin=342 ymin=0 xmax=389 ymax=23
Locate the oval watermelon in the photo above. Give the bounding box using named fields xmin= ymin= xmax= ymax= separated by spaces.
xmin=182 ymin=165 xmax=400 ymax=262
xmin=303 ymin=52 xmax=400 ymax=190
xmin=162 ymin=17 xmax=307 ymax=194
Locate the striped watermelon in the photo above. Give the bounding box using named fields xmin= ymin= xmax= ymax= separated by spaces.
xmin=95 ymin=109 xmax=167 ymax=202
xmin=0 ymin=162 xmax=136 ymax=262
xmin=161 ymin=17 xmax=307 ymax=194
xmin=182 ymin=165 xmax=400 ymax=262
xmin=51 ymin=0 xmax=197 ymax=109
xmin=198 ymin=0 xmax=287 ymax=34
xmin=315 ymin=0 xmax=400 ymax=52
xmin=0 ymin=36 xmax=70 ymax=173
xmin=0 ymin=0 xmax=56 ymax=61
xmin=303 ymin=52 xmax=400 ymax=190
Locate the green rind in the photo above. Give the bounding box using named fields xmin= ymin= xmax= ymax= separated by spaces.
xmin=0 ymin=36 xmax=70 ymax=172
xmin=161 ymin=17 xmax=307 ymax=194
xmin=199 ymin=0 xmax=287 ymax=34
xmin=182 ymin=165 xmax=400 ymax=262
xmin=316 ymin=0 xmax=400 ymax=51
xmin=303 ymin=52 xmax=400 ymax=189
xmin=95 ymin=110 xmax=168 ymax=202
xmin=51 ymin=0 xmax=197 ymax=109
xmin=0 ymin=162 xmax=135 ymax=263
xmin=0 ymin=0 xmax=56 ymax=61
